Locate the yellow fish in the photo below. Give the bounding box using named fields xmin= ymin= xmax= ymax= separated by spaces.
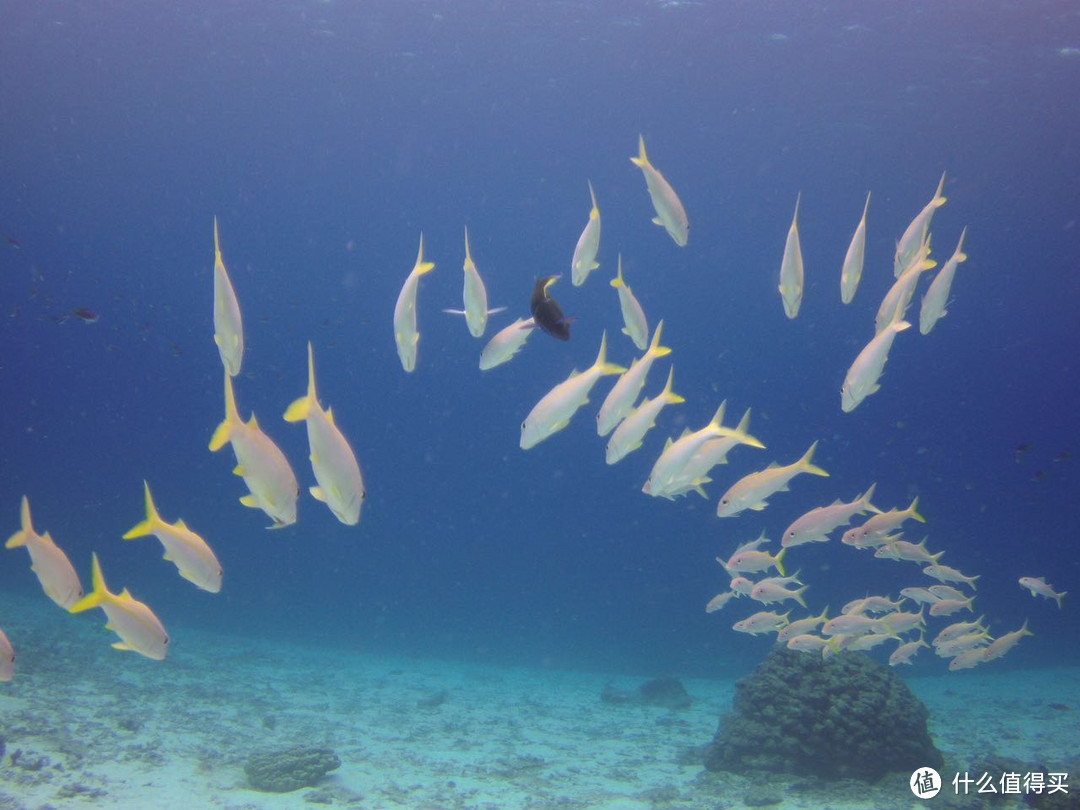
xmin=212 ymin=216 xmax=244 ymax=377
xmin=571 ymin=181 xmax=601 ymax=285
xmin=6 ymin=496 xmax=84 ymax=610
xmin=778 ymin=193 xmax=804 ymax=319
xmin=630 ymin=135 xmax=689 ymax=247
xmin=210 ymin=372 xmax=300 ymax=528
xmin=123 ymin=481 xmax=223 ymax=593
xmin=284 ymin=343 xmax=366 ymax=525
xmin=69 ymin=553 xmax=169 ymax=661
xmin=393 ymin=233 xmax=436 ymax=372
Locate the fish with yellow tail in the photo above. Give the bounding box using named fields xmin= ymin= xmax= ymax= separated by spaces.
xmin=609 ymin=255 xmax=649 ymax=351
xmin=520 ymin=331 xmax=626 ymax=450
xmin=840 ymin=192 xmax=871 ymax=304
xmin=6 ymin=496 xmax=84 ymax=610
xmin=630 ymin=135 xmax=689 ymax=247
xmin=210 ymin=372 xmax=299 ymax=528
xmin=212 ymin=216 xmax=244 ymax=377
xmin=0 ymin=627 xmax=14 ymax=681
xmin=1018 ymin=576 xmax=1066 ymax=608
xmin=606 ymin=366 xmax=685 ymax=465
xmin=778 ymin=193 xmax=805 ymax=319
xmin=894 ymin=171 xmax=946 ymax=277
xmin=68 ymin=553 xmax=169 ymax=661
xmin=717 ymin=441 xmax=829 ymax=518
xmin=571 ymin=181 xmax=601 ymax=286
xmin=479 ymin=317 xmax=536 ymax=370
xmin=919 ymin=227 xmax=969 ymax=334
xmin=442 ymin=226 xmax=505 ymax=338
xmin=393 ymin=233 xmax=436 ymax=372
xmin=841 ymin=319 xmax=911 ymax=412
xmin=122 ymin=482 xmax=223 ymax=593
xmin=596 ymin=320 xmax=671 ymax=437
xmin=284 ymin=343 xmax=366 ymax=525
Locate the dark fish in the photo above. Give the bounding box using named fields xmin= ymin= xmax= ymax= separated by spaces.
xmin=4 ymin=235 xmax=20 ymax=248
xmin=1052 ymin=451 xmax=1069 ymax=463
xmin=530 ymin=275 xmax=574 ymax=341
xmin=70 ymin=307 xmax=99 ymax=323
xmin=1014 ymin=442 xmax=1031 ymax=463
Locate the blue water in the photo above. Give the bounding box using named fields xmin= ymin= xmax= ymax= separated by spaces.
xmin=1 ymin=1 xmax=1077 ymax=681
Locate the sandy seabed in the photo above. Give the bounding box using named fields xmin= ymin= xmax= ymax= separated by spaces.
xmin=0 ymin=595 xmax=1076 ymax=810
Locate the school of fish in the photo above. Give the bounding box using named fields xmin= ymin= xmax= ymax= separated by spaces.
xmin=3 ymin=137 xmax=1058 ymax=681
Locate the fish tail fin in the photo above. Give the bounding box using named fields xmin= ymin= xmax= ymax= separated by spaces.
xmin=795 ymin=586 xmax=808 ymax=609
xmin=775 ymin=548 xmax=787 ymax=577
xmin=861 ymin=190 xmax=871 ymax=219
xmin=587 ymin=180 xmax=599 ymax=217
xmin=414 ymin=232 xmax=436 ymax=276
xmin=707 ymin=400 xmax=728 ymax=431
xmin=123 ymin=481 xmax=161 ymax=539
xmin=213 ymin=215 xmax=222 ymax=264
xmin=68 ymin=553 xmax=109 ymax=613
xmin=860 ymin=482 xmax=882 ymax=514
xmin=630 ymin=134 xmax=648 ymax=168
xmin=593 ymin=331 xmax=626 ymax=376
xmin=661 ymin=367 xmax=685 ymax=405
xmin=209 ymin=372 xmax=239 ymax=451
xmin=1057 ymin=592 xmax=1067 ymax=609
xmin=463 ymin=224 xmax=472 ymax=266
xmin=284 ymin=343 xmax=318 ymax=422
xmin=908 ymin=496 xmax=927 ymax=523
xmin=955 ymin=226 xmax=968 ymax=261
xmin=734 ymin=408 xmax=765 ymax=449
xmin=647 ymin=319 xmax=671 ymax=358
xmin=932 ymin=171 xmax=947 ymax=206
xmin=798 ymin=441 xmax=830 ymax=477
xmin=610 ymin=255 xmax=626 ymax=289
xmin=1021 ymin=618 xmax=1034 ymax=636
xmin=5 ymin=496 xmax=33 ymax=549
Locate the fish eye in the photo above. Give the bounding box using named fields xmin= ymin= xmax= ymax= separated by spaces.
xmin=521 ymin=422 xmax=526 ymax=429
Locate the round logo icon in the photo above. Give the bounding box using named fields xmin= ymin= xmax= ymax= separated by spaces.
xmin=910 ymin=767 xmax=942 ymax=799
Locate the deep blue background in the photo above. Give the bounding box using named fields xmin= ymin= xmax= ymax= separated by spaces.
xmin=1 ymin=0 xmax=1077 ymax=678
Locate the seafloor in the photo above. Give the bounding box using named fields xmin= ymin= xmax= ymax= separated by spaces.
xmin=0 ymin=591 xmax=1075 ymax=810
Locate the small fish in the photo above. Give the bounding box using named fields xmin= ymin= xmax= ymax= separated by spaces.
xmin=1053 ymin=451 xmax=1070 ymax=463
xmin=923 ymin=563 xmax=980 ymax=589
xmin=948 ymin=647 xmax=987 ymax=671
xmin=571 ymin=181 xmax=601 ymax=286
xmin=776 ymin=607 xmax=830 ymax=644
xmin=873 ymin=536 xmax=943 ymax=565
xmin=122 ymin=482 xmax=223 ymax=593
xmin=705 ymin=591 xmax=736 ymax=613
xmin=609 ymin=255 xmax=649 ymax=351
xmin=5 ymin=496 xmax=84 ymax=610
xmin=919 ymin=227 xmax=968 ymax=334
xmin=0 ymin=627 xmax=14 ymax=681
xmin=778 ymin=193 xmax=804 ymax=319
xmin=284 ymin=343 xmax=367 ymax=525
xmin=888 ymin=636 xmax=929 ymax=667
xmin=4 ymin=234 xmax=21 ymax=248
xmin=630 ymin=134 xmax=689 ymax=247
xmin=928 ymin=597 xmax=975 ymax=617
xmin=750 ymin=579 xmax=807 ymax=608
xmin=442 ymin=226 xmax=505 ymax=338
xmin=722 ymin=545 xmax=787 ymax=576
xmin=68 ymin=553 xmax=169 ymax=661
xmin=981 ymin=621 xmax=1034 ymax=662
xmin=596 ymin=320 xmax=670 ymax=437
xmin=894 ymin=171 xmax=947 ymax=277
xmin=658 ymin=408 xmax=763 ymax=498
xmin=70 ymin=307 xmax=100 ymax=323
xmin=606 ymin=366 xmax=685 ymax=465
xmin=520 ymin=332 xmax=626 ymax=449
xmin=393 ymin=233 xmax=436 ymax=372
xmin=875 ymin=249 xmax=935 ymax=335
xmin=732 ymin=610 xmax=790 ymax=636
xmin=840 ymin=192 xmax=871 ymax=304
xmin=840 ymin=320 xmax=912 ymax=412
xmin=479 ymin=317 xmax=536 ymax=370
xmin=842 ymin=497 xmax=926 ymax=546
xmin=716 ymin=441 xmax=829 ymax=518
xmin=530 ymin=275 xmax=574 ymax=341
xmin=1018 ymin=576 xmax=1066 ymax=608
xmin=781 ymin=483 xmax=879 ymax=547
xmin=209 ymin=372 xmax=300 ymax=529
xmin=212 ymin=217 xmax=244 ymax=377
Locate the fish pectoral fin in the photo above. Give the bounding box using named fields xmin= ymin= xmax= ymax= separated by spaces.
xmin=310 ymin=486 xmax=327 ymax=503
xmin=111 ymin=641 xmax=135 ymax=652
xmin=213 ymin=334 xmax=223 ymax=349
xmin=748 ymin=502 xmax=769 ymax=511
xmin=240 ymin=495 xmax=259 ymax=508
xmin=651 ymin=216 xmax=664 ymax=227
